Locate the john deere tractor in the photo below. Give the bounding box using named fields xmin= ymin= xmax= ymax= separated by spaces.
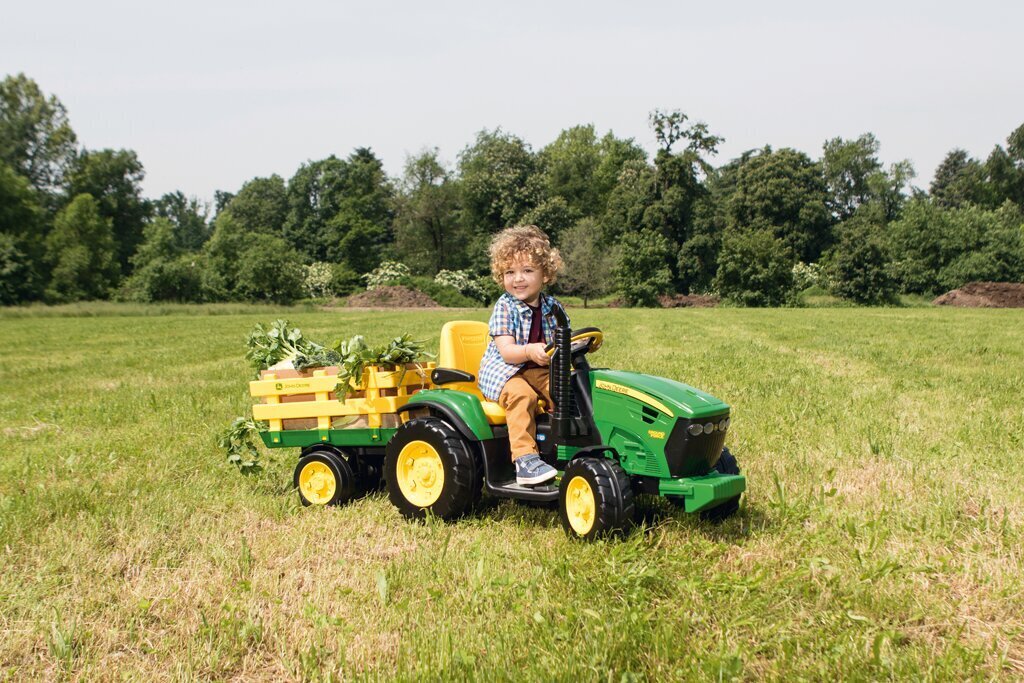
xmin=253 ymin=312 xmax=745 ymax=540
xmin=387 ymin=310 xmax=744 ymax=539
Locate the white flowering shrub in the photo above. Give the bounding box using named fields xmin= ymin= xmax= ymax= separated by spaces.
xmin=303 ymin=262 xmax=335 ymax=299
xmin=434 ymin=269 xmax=488 ymax=302
xmin=362 ymin=261 xmax=412 ymax=289
xmin=792 ymin=261 xmax=825 ymax=292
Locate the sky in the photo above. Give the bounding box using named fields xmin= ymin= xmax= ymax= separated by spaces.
xmin=4 ymin=0 xmax=1022 ymax=203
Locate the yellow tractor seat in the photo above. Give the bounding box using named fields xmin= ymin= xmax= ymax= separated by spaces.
xmin=437 ymin=321 xmax=507 ymax=424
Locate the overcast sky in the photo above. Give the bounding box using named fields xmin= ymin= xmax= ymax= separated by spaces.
xmin=4 ymin=0 xmax=1022 ymax=203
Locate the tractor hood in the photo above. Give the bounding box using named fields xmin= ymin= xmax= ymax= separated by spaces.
xmin=590 ymin=369 xmax=729 ymax=419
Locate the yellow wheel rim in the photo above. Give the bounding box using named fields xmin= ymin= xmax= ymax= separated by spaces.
xmin=565 ymin=476 xmax=596 ymax=535
xmin=396 ymin=440 xmax=445 ymax=508
xmin=299 ymin=461 xmax=337 ymax=505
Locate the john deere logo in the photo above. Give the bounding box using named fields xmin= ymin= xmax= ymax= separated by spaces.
xmin=275 ymin=382 xmax=283 ymax=390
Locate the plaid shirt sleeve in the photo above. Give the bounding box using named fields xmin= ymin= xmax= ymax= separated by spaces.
xmin=478 ymin=296 xmax=522 ymax=401
xmin=488 ymin=296 xmax=515 ymax=338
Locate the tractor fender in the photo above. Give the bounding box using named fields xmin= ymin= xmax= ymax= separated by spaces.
xmin=397 ymin=389 xmax=494 ymax=442
xmin=569 ymin=445 xmax=621 ymax=463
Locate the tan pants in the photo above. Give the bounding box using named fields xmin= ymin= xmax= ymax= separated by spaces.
xmin=498 ymin=367 xmax=553 ymax=460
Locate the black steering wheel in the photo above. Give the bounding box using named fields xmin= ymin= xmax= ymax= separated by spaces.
xmin=543 ymin=327 xmax=604 ymax=358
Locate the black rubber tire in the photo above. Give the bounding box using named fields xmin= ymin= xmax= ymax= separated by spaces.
xmin=558 ymin=457 xmax=636 ymax=540
xmin=384 ymin=417 xmax=478 ymax=520
xmin=698 ymin=447 xmax=741 ymax=522
xmin=293 ymin=449 xmax=355 ymax=507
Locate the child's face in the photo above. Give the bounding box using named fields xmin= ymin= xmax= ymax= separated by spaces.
xmin=502 ymin=257 xmax=546 ymax=305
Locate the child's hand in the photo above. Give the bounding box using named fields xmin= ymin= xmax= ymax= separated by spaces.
xmin=526 ymin=343 xmax=550 ymax=366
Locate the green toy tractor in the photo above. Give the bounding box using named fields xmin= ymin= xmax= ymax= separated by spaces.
xmin=252 ymin=312 xmax=745 ymax=539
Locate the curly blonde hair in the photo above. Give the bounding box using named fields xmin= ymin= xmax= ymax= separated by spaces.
xmin=489 ymin=225 xmax=563 ymax=285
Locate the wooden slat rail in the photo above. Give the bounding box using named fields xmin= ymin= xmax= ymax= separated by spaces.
xmin=251 ymin=363 xmax=435 ymax=431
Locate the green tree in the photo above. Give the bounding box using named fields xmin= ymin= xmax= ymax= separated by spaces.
xmin=323 ymin=148 xmax=394 ymax=271
xmin=153 ymin=191 xmax=210 ymax=251
xmin=283 ymin=156 xmax=348 ymax=262
xmin=613 ymin=229 xmax=673 ymax=307
xmin=821 ymin=133 xmax=913 ymax=221
xmin=930 ymin=149 xmax=990 ymax=208
xmin=392 ymin=149 xmax=462 ymax=273
xmin=44 ymin=193 xmax=119 ymax=302
xmin=458 ymin=129 xmax=540 ymax=234
xmin=119 ymin=218 xmax=210 ymax=303
xmin=936 ymin=202 xmax=1024 ymax=291
xmin=203 ymin=211 xmax=248 ymax=297
xmin=0 ymin=73 xmax=77 ymax=194
xmin=66 ymin=148 xmax=150 ymax=272
xmin=234 ymin=234 xmax=305 ymax=303
xmin=649 ymin=109 xmax=723 ymax=159
xmin=558 ymin=218 xmax=614 ymax=307
xmin=0 ymin=162 xmax=45 ymax=302
xmin=823 ymin=214 xmax=899 ymax=305
xmin=727 ymin=147 xmax=833 ymax=263
xmin=888 ymin=198 xmax=1024 ymax=293
xmin=602 ymin=159 xmax=657 ymax=240
xmin=713 ymin=227 xmax=795 ymax=307
xmin=538 ymin=125 xmax=646 ymax=222
xmin=224 ymin=175 xmax=288 ymax=235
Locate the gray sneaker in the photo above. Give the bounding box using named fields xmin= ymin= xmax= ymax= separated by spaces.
xmin=515 ymin=454 xmax=557 ymax=486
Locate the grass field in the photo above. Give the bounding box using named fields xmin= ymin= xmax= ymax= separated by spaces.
xmin=1 ymin=304 xmax=1023 ymax=681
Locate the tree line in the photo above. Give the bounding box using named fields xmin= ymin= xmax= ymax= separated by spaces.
xmin=2 ymin=72 xmax=1022 ymax=307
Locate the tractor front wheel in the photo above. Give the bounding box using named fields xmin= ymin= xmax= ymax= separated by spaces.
xmin=294 ymin=449 xmax=355 ymax=507
xmin=558 ymin=457 xmax=635 ymax=540
xmin=384 ymin=417 xmax=479 ymax=520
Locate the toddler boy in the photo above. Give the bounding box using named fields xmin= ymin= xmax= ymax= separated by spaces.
xmin=478 ymin=225 xmax=569 ymax=486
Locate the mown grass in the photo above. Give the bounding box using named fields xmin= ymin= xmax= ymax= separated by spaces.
xmin=1 ymin=305 xmax=1022 ymax=680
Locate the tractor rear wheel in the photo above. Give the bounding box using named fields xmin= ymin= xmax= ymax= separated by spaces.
xmin=294 ymin=449 xmax=355 ymax=507
xmin=558 ymin=457 xmax=635 ymax=540
xmin=385 ymin=417 xmax=479 ymax=520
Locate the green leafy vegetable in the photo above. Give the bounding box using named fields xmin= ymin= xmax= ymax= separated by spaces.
xmin=245 ymin=319 xmax=332 ymax=377
xmin=220 ymin=417 xmax=267 ymax=475
xmin=331 ymin=333 xmax=434 ymax=402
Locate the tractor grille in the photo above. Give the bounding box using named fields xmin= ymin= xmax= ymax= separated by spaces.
xmin=664 ymin=414 xmax=729 ymax=478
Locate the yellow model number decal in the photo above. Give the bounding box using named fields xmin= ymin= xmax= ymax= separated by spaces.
xmin=648 ymin=429 xmax=666 ymax=439
xmin=595 ymin=380 xmax=674 ymax=418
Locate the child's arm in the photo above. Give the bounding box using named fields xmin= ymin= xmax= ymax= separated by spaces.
xmin=494 ymin=336 xmax=550 ymax=366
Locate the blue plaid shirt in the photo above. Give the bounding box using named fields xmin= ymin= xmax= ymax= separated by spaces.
xmin=478 ymin=292 xmax=569 ymax=401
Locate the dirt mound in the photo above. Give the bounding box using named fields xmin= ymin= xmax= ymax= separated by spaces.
xmin=932 ymin=282 xmax=1024 ymax=308
xmin=658 ymin=293 xmax=720 ymax=308
xmin=345 ymin=285 xmax=440 ymax=308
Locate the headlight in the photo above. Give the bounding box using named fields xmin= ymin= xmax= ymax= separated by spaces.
xmin=719 ymin=418 xmax=729 ymax=432
xmin=688 ymin=423 xmax=703 ymax=437
xmin=703 ymin=422 xmax=714 ymax=435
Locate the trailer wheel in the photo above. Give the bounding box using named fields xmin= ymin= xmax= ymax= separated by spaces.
xmin=294 ymin=449 xmax=355 ymax=507
xmin=385 ymin=417 xmax=477 ymax=520
xmin=558 ymin=457 xmax=635 ymax=540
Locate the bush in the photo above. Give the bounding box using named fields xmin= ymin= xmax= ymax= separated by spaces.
xmin=331 ymin=263 xmax=362 ymax=296
xmin=119 ymin=253 xmax=211 ymax=303
xmin=234 ymin=234 xmax=305 ymax=304
xmin=303 ymin=262 xmax=334 ymax=299
xmin=0 ymin=233 xmax=41 ymax=305
xmin=363 ymin=261 xmax=411 ymax=289
xmin=791 ymin=261 xmax=824 ymax=292
xmin=613 ymin=229 xmax=673 ymax=306
xmin=713 ymin=228 xmax=795 ymax=307
xmin=434 ymin=269 xmax=489 ymax=303
xmin=408 ymin=276 xmax=480 ymax=307
xmin=823 ymin=222 xmax=898 ymax=305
